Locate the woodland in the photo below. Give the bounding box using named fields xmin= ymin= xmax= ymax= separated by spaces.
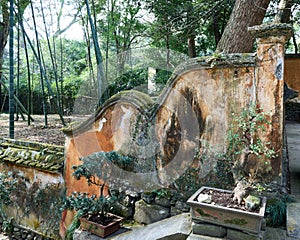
xmin=0 ymin=0 xmax=299 ymax=141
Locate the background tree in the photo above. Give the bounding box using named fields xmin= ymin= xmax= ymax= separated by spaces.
xmin=1 ymin=0 xmax=300 ymax=120
xmin=275 ymin=0 xmax=294 ymax=23
xmin=216 ymin=0 xmax=271 ymax=53
xmin=97 ymin=0 xmax=145 ymax=72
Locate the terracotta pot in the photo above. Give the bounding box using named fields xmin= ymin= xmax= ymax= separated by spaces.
xmin=187 ymin=186 xmax=266 ymax=234
xmin=79 ymin=213 xmax=123 ymax=238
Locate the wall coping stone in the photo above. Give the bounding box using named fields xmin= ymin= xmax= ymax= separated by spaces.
xmin=248 ymin=23 xmax=293 ymax=41
xmin=63 ymin=53 xmax=256 ymax=137
xmin=0 ymin=138 xmax=64 ymax=173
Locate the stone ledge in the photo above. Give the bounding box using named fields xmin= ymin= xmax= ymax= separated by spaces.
xmin=0 ymin=138 xmax=64 ymax=173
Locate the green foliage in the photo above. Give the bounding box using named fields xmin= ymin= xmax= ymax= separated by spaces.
xmin=219 ymin=105 xmax=277 ymax=182
xmin=100 ymin=68 xmax=148 ymax=103
xmin=0 ymin=171 xmax=16 ymax=206
xmin=152 ymin=188 xmax=170 ymax=199
xmin=211 ymin=159 xmax=235 ymax=188
xmin=63 ymin=153 xmax=119 ymax=220
xmin=196 ymin=0 xmax=235 ymax=55
xmin=97 ymin=0 xmax=146 ymax=71
xmin=173 ymin=167 xmax=202 ymax=199
xmin=62 ymin=76 xmax=83 ymax=99
xmin=146 ymin=0 xmax=235 ymax=56
xmin=266 ymin=194 xmax=294 ymax=227
xmin=146 ymin=0 xmax=191 ymax=53
xmin=62 ymin=192 xmax=115 ymax=217
xmin=0 ymin=171 xmax=16 ymax=234
xmin=100 ymin=67 xmax=172 ymax=104
xmin=65 ymin=210 xmax=82 ymax=240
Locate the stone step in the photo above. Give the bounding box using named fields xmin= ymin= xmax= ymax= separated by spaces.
xmin=287 ymin=202 xmax=300 ymax=239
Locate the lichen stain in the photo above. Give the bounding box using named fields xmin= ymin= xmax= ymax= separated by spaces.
xmin=196 ymin=208 xmax=213 ymax=218
xmin=224 ymin=218 xmax=248 ymax=225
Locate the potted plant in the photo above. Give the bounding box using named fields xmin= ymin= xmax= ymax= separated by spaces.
xmin=187 ymin=106 xmax=276 ymax=237
xmin=187 ymin=186 xmax=267 ymax=234
xmin=62 ymin=152 xmax=123 ymax=238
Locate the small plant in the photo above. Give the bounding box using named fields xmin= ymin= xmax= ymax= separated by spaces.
xmin=63 ymin=155 xmax=116 ymax=220
xmin=220 ymin=105 xmax=277 ymax=183
xmin=61 ymin=152 xmax=121 ymax=239
xmin=266 ymin=194 xmax=294 ymax=227
xmin=215 ymin=105 xmax=277 ymax=205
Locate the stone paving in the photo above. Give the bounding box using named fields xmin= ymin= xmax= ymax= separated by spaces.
xmin=286 ymin=121 xmax=300 ymax=239
xmin=286 ymin=121 xmax=300 ymax=196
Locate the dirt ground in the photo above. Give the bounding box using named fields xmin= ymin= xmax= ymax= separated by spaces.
xmin=0 ymin=113 xmax=79 ymax=146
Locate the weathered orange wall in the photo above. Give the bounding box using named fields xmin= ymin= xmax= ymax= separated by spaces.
xmin=64 ymin=24 xmax=292 ymax=195
xmin=61 ymin=23 xmax=293 ymax=237
xmin=285 ymin=55 xmax=300 ymax=98
xmin=65 ymin=131 xmax=113 ymax=196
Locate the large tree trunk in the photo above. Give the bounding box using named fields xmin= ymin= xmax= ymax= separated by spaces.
xmin=188 ymin=36 xmax=196 ymax=58
xmin=0 ymin=3 xmax=10 ymax=74
xmin=216 ymin=0 xmax=271 ymax=53
xmin=275 ymin=0 xmax=293 ymax=23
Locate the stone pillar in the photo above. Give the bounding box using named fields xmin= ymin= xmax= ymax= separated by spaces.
xmin=249 ymin=23 xmax=293 ymax=179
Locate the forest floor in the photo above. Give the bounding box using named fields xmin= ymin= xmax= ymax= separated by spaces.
xmin=0 ymin=113 xmax=86 ymax=146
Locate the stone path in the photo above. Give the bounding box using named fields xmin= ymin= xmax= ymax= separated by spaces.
xmin=286 ymin=121 xmax=300 ymax=239
xmin=286 ymin=121 xmax=300 ymax=196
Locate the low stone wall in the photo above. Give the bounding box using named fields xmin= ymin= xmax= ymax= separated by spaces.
xmin=0 ymin=138 xmax=65 ymax=239
xmin=108 ymin=188 xmax=190 ymax=225
xmin=0 ymin=224 xmax=54 ymax=240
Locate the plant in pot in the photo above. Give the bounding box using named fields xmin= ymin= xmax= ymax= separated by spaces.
xmin=62 ymin=152 xmax=123 ymax=238
xmin=187 ymin=106 xmax=276 ymax=237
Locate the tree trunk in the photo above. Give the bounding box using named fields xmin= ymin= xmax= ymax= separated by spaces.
xmin=0 ymin=3 xmax=10 ymax=77
xmin=9 ymin=0 xmax=14 ymax=139
xmin=275 ymin=0 xmax=293 ymax=23
xmin=187 ymin=0 xmax=196 ymax=58
xmin=188 ymin=36 xmax=196 ymax=58
xmin=216 ymin=0 xmax=271 ymax=53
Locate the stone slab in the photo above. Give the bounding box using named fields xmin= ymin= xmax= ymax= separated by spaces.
xmin=287 ymin=202 xmax=300 ymax=238
xmin=192 ymin=222 xmax=226 ymax=238
xmin=264 ymin=227 xmax=299 ymax=240
xmin=133 ymin=199 xmax=171 ymax=225
xmin=74 ymin=213 xmax=191 ymax=240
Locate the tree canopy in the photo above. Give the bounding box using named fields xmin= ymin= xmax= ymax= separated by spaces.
xmin=0 ymin=0 xmax=299 ymax=128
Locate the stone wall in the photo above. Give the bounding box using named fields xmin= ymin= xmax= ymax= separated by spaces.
xmin=0 ymin=138 xmax=65 ymax=239
xmin=61 ymin=23 xmax=292 ymax=237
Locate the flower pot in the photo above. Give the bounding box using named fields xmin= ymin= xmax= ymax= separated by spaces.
xmin=187 ymin=186 xmax=266 ymax=235
xmin=79 ymin=213 xmax=123 ymax=238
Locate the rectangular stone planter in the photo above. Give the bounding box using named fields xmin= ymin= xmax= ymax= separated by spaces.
xmin=79 ymin=213 xmax=123 ymax=238
xmin=187 ymin=186 xmax=266 ymax=235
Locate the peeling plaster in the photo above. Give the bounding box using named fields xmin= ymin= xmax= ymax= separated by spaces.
xmin=275 ymin=58 xmax=283 ymax=80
